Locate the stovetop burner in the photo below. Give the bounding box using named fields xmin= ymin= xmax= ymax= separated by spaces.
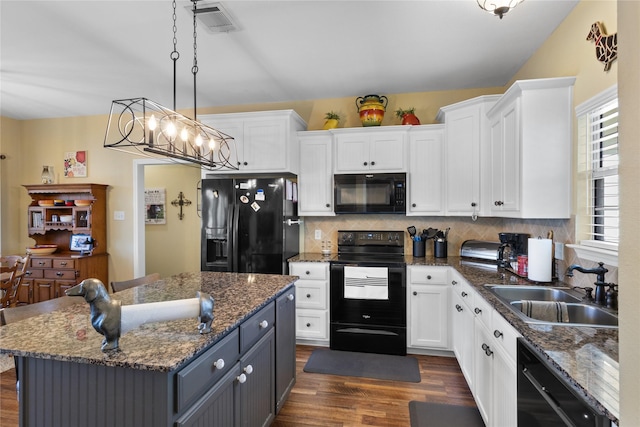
xmin=334 ymin=230 xmax=405 ymax=265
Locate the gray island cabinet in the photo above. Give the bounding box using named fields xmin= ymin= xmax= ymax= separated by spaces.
xmin=0 ymin=272 xmax=297 ymax=427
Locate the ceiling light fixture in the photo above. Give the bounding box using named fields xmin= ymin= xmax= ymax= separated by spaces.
xmin=103 ymin=0 xmax=236 ymax=170
xmin=477 ymin=0 xmax=524 ymax=19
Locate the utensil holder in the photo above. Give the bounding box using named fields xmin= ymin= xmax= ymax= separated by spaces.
xmin=434 ymin=240 xmax=447 ymax=258
xmin=412 ymin=240 xmax=425 ymax=257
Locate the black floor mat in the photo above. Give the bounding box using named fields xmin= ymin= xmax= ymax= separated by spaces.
xmin=303 ymin=348 xmax=421 ymax=382
xmin=409 ymin=401 xmax=485 ymax=427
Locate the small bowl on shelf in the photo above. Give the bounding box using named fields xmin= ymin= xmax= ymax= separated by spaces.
xmin=26 ymin=245 xmax=58 ymax=255
xmin=74 ymin=200 xmax=92 ymax=207
xmin=53 ymin=199 xmax=65 ymax=206
xmin=38 ymin=200 xmax=54 ymax=207
xmin=65 ymin=200 xmax=74 ymax=206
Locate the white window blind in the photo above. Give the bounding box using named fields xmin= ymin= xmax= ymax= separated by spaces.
xmin=576 ymin=90 xmax=619 ymax=249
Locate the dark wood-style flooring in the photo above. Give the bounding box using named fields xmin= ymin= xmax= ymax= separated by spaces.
xmin=0 ymin=345 xmax=476 ymax=427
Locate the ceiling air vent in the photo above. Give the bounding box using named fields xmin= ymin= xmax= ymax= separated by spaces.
xmin=189 ymin=2 xmax=238 ymax=33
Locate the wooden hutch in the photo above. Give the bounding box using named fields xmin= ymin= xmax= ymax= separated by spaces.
xmin=20 ymin=183 xmax=108 ymax=304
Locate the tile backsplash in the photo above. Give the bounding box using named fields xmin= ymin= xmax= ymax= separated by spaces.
xmin=301 ymin=214 xmax=618 ymax=288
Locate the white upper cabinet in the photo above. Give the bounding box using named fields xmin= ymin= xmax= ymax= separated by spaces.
xmin=298 ymin=131 xmax=335 ymax=216
xmin=485 ymin=77 xmax=575 ymax=218
xmin=407 ymin=125 xmax=445 ymax=216
xmin=437 ymin=96 xmax=500 ymax=216
xmin=333 ymin=126 xmax=407 ymax=173
xmin=199 ymin=110 xmax=306 ymax=174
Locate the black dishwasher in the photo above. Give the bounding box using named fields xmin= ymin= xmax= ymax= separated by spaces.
xmin=517 ymin=339 xmax=609 ymax=426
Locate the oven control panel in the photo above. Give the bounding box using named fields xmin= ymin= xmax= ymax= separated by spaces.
xmin=337 ymin=230 xmax=403 ymax=246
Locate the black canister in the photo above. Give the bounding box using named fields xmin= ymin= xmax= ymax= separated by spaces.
xmin=413 ymin=239 xmax=425 ymax=257
xmin=434 ymin=239 xmax=447 ymax=258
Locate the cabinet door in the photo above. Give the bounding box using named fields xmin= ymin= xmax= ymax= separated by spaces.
xmin=243 ymin=119 xmax=288 ymax=171
xmin=369 ymin=131 xmax=406 ymax=171
xmin=17 ymin=279 xmax=33 ymax=304
xmin=275 ymin=289 xmax=296 ymax=414
xmin=298 ymin=133 xmax=334 ymax=215
xmin=55 ymin=281 xmax=76 ymax=298
xmin=489 ymin=99 xmax=520 ymax=215
xmin=334 ymin=133 xmax=370 ymax=172
xmin=33 ymin=279 xmax=55 ymax=302
xmin=451 ymin=290 xmax=474 ymax=390
xmin=492 ymin=345 xmax=517 ymax=427
xmin=473 ymin=319 xmax=493 ymax=426
xmin=239 ymin=328 xmax=275 ymax=427
xmin=408 ymin=284 xmax=449 ymax=349
xmin=205 ymin=121 xmax=244 ymax=170
xmin=408 ymin=127 xmax=444 ymax=215
xmin=445 ymin=105 xmax=481 ymax=214
xmin=175 ymin=363 xmax=241 ymax=427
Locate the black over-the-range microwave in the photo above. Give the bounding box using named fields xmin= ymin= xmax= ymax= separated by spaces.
xmin=333 ymin=173 xmax=406 ymax=214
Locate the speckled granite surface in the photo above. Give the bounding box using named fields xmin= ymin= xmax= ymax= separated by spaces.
xmin=290 ymin=253 xmax=619 ymax=423
xmin=0 ymin=272 xmax=297 ymax=373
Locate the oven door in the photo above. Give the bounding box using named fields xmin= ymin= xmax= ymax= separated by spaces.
xmin=330 ymin=263 xmax=406 ymax=355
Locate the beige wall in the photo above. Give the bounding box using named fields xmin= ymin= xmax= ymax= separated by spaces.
xmin=617 ymin=1 xmax=639 ymax=424
xmin=144 ymin=164 xmax=201 ymax=278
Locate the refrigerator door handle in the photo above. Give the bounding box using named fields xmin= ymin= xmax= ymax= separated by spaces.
xmin=284 ymin=219 xmax=303 ymax=226
xmin=231 ymin=203 xmax=240 ymax=271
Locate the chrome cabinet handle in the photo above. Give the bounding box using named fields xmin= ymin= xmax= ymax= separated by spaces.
xmin=482 ymin=343 xmax=493 ymax=357
xmin=494 ymin=330 xmax=503 ymax=338
xmin=461 ymin=291 xmax=468 ymax=297
xmin=474 ymin=307 xmax=482 ymax=314
xmin=451 ymin=280 xmax=457 ymax=285
xmin=455 ymin=304 xmax=463 ymax=312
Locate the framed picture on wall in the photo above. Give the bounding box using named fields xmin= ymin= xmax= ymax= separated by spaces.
xmin=145 ymin=187 xmax=166 ymax=224
xmin=64 ymin=151 xmax=87 ymax=177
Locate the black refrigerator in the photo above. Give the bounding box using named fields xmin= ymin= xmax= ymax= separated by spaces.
xmin=201 ymin=176 xmax=299 ymax=274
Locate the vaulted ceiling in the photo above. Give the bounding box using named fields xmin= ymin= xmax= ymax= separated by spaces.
xmin=0 ymin=0 xmax=579 ymax=120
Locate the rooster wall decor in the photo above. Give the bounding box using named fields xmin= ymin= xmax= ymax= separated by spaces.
xmin=586 ymin=21 xmax=617 ymax=72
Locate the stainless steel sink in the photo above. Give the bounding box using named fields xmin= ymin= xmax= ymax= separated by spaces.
xmin=510 ymin=302 xmax=619 ymax=327
xmin=486 ymin=285 xmax=582 ymax=303
xmin=484 ymin=285 xmax=618 ymax=328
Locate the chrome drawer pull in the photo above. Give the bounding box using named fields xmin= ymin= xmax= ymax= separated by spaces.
xmin=494 ymin=330 xmax=503 ymax=339
xmin=455 ymin=304 xmax=463 ymax=312
xmin=474 ymin=307 xmax=482 ymax=314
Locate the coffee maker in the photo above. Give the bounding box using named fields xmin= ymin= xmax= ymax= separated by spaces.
xmin=497 ymin=232 xmax=530 ymax=268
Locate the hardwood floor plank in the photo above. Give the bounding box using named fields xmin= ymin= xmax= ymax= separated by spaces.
xmin=0 ymin=345 xmax=477 ymax=427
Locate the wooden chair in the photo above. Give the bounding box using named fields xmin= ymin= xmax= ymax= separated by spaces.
xmin=0 ymin=254 xmax=30 ymax=308
xmin=110 ymin=272 xmax=161 ymax=293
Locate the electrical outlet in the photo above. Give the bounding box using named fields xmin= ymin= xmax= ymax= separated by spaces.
xmin=315 ymin=229 xmax=322 ymax=240
xmin=554 ymin=242 xmax=564 ymax=260
xmin=114 ymin=211 xmax=125 ymax=221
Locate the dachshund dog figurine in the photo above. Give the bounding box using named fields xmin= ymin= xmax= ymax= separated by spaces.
xmin=66 ymin=279 xmax=121 ymax=351
xmin=586 ymin=21 xmax=617 ymax=72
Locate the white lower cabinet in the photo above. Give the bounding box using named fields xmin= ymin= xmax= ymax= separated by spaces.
xmin=407 ymin=266 xmax=450 ymax=350
xmin=451 ymin=270 xmax=520 ymax=427
xmin=289 ymin=262 xmax=330 ymax=343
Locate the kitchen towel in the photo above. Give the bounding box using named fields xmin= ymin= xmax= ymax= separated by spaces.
xmin=521 ymin=300 xmax=570 ymax=323
xmin=343 ymin=266 xmax=389 ymax=300
xmin=527 ymin=238 xmax=553 ymax=282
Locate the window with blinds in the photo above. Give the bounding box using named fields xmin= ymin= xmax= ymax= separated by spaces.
xmin=576 ymin=87 xmax=619 ymax=250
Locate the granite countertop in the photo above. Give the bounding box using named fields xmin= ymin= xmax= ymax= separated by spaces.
xmin=290 ymin=253 xmax=619 ymax=423
xmin=0 ymin=272 xmax=297 ymax=373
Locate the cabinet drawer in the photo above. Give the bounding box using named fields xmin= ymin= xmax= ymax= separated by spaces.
xmin=491 ymin=310 xmax=520 ymax=363
xmin=409 ymin=266 xmax=449 ymax=284
xmin=44 ymin=269 xmax=77 ymax=280
xmin=294 ymin=280 xmax=327 ymax=310
xmin=24 ymin=269 xmax=44 ymax=279
xmin=240 ymin=302 xmax=275 ymax=354
xmin=31 ymin=258 xmax=52 ymax=268
xmin=289 ymin=262 xmax=329 ymax=280
xmin=175 ymin=328 xmax=240 ymax=413
xmin=52 ymin=259 xmax=75 ymax=269
xmin=295 ymin=309 xmax=328 ymax=340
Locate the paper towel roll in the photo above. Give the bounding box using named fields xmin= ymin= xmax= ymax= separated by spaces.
xmin=121 ymin=298 xmax=200 ymax=333
xmin=527 ymin=238 xmax=552 ymax=282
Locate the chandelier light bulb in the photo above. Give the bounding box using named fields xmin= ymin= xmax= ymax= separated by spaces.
xmin=195 ymin=134 xmax=203 ymax=147
xmin=166 ymin=122 xmax=177 ymax=138
xmin=148 ymin=115 xmax=157 ymax=130
xmin=181 ymin=127 xmax=189 ymax=142
xmin=209 ymin=138 xmax=216 ymax=150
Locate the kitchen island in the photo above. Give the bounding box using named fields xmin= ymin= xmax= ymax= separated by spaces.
xmin=0 ymin=271 xmax=298 ymax=427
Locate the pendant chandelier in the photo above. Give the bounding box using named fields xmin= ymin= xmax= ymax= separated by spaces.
xmin=477 ymin=0 xmax=524 ymax=19
xmin=103 ymin=0 xmax=237 ymax=170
